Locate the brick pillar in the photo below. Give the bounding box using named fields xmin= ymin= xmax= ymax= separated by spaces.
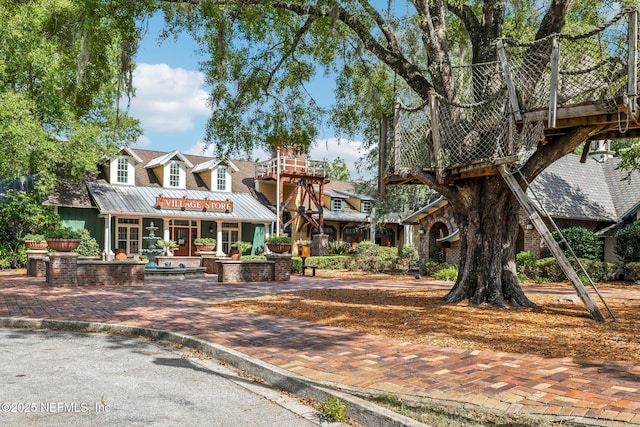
xmin=312 ymin=234 xmax=329 ymax=256
xmin=46 ymin=253 xmax=79 ymax=287
xmin=265 ymin=254 xmax=292 ymax=281
xmin=26 ymin=250 xmax=48 ymax=277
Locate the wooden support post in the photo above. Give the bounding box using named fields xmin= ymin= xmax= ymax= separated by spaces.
xmin=379 ymin=114 xmax=388 ymax=197
xmin=627 ymin=8 xmax=638 ymax=114
xmin=497 ymin=39 xmax=522 ymax=122
xmin=498 ymin=166 xmax=606 ymax=322
xmin=393 ymin=97 xmax=402 ymax=174
xmin=429 ymin=90 xmax=444 ymax=183
xmin=548 ymin=36 xmax=560 ymax=128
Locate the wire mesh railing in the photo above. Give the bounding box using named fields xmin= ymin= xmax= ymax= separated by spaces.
xmin=383 ymin=7 xmax=639 ymax=181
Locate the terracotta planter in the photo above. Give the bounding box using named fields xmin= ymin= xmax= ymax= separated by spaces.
xmin=45 ymin=238 xmax=81 ymax=252
xmin=267 ymin=243 xmax=292 ymax=253
xmin=195 ymin=243 xmax=216 ymax=252
xmin=229 ymin=249 xmax=240 ymax=260
xmin=25 ymin=240 xmax=48 ymax=250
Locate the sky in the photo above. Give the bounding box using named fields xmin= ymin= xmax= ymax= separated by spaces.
xmin=129 ymin=14 xmax=370 ymax=179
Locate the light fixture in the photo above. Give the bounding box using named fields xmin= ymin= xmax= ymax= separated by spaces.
xmin=208 ymin=226 xmax=214 ymax=234
xmin=525 ymin=221 xmax=534 ymax=230
xmin=419 ymin=227 xmax=426 ymax=235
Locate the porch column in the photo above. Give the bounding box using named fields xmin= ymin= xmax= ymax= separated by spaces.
xmin=216 ymin=220 xmax=225 ymax=256
xmin=104 ymin=214 xmax=112 ymax=261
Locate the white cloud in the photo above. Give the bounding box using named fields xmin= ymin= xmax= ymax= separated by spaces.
xmin=310 ymin=138 xmax=371 ymax=178
xmin=184 ymin=137 xmax=372 ymax=179
xmin=129 ymin=63 xmax=210 ymax=132
xmin=133 ymin=135 xmax=152 ymax=148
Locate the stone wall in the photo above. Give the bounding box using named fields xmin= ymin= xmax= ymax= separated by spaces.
xmin=42 ymin=252 xmax=145 ymax=287
xmin=156 ymin=256 xmax=202 ymax=268
xmin=217 ymin=256 xmax=292 ymax=283
xmin=77 ymin=261 xmax=146 ymax=286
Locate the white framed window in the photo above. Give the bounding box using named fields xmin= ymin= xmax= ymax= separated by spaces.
xmin=361 ymin=200 xmax=372 ymax=214
xmin=117 ymin=218 xmax=140 ymax=254
xmin=169 ymin=163 xmax=181 ymax=187
xmin=331 ymin=198 xmax=344 ymax=211
xmin=116 ymin=158 xmax=129 ymax=183
xmin=221 ymin=222 xmax=239 ymax=255
xmin=216 ymin=166 xmax=227 ymax=191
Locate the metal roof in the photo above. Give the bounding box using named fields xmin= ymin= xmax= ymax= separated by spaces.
xmin=87 ymin=182 xmax=275 ymax=222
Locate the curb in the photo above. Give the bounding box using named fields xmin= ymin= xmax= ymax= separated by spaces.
xmin=0 ymin=317 xmax=426 ymax=427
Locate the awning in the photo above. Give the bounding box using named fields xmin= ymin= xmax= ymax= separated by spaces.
xmin=87 ymin=182 xmax=275 ymax=222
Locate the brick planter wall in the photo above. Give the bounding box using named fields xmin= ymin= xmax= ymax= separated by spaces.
xmin=217 ymin=260 xmax=275 ymax=283
xmin=201 ymin=255 xmax=230 ymax=274
xmin=77 ymin=261 xmax=146 ymax=286
xmin=45 ymin=253 xmax=79 ymax=287
xmin=265 ymin=254 xmax=292 ymax=281
xmin=44 ymin=253 xmax=145 ymax=287
xmin=26 ymin=250 xmax=48 ymax=277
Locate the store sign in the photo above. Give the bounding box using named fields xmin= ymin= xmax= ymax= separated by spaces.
xmin=156 ymin=195 xmax=233 ymax=212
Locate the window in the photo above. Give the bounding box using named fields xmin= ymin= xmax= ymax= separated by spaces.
xmin=116 ymin=158 xmax=129 ymax=184
xmin=216 ymin=166 xmax=227 ymax=191
xmin=331 ymin=198 xmax=344 ymax=211
xmin=361 ymin=200 xmax=372 ymax=214
xmin=169 ymin=162 xmax=180 ymax=187
xmin=117 ymin=218 xmax=140 ymax=254
xmin=221 ymin=222 xmax=239 ymax=255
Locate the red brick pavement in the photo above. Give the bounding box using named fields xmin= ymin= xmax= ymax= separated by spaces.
xmin=1 ymin=273 xmax=639 ymax=425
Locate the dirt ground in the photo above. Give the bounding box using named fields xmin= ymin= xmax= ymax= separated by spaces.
xmin=215 ymin=270 xmax=640 ymax=364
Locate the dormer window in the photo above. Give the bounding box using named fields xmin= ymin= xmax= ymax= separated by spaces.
xmin=169 ymin=162 xmax=181 ymax=187
xmin=109 ymin=154 xmax=138 ymax=185
xmin=116 ymin=157 xmax=129 ymax=184
xmin=216 ymin=166 xmax=227 ymax=191
xmin=331 ymin=198 xmax=344 ymax=212
xmin=361 ymin=200 xmax=372 ymax=214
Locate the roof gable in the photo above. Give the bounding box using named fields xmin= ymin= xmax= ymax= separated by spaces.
xmin=145 ymin=150 xmax=194 ymax=169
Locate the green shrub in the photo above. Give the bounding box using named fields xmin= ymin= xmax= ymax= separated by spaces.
xmin=318 ymin=397 xmax=348 ymax=422
xmin=266 ymin=235 xmax=291 ymax=243
xmin=531 ymin=257 xmax=612 ymax=282
xmin=433 ymin=267 xmax=458 ymax=281
xmin=616 ymin=221 xmax=640 ymax=263
xmin=194 ymin=237 xmax=216 ymax=244
xmin=75 ymin=229 xmax=100 ymax=257
xmin=533 ymin=258 xmax=564 ymax=281
xmin=397 ymin=244 xmax=419 ymax=273
xmin=421 ymin=260 xmax=457 ymax=277
xmin=348 ymin=241 xmax=398 ymax=272
xmin=290 ymin=256 xmax=302 ymax=273
xmin=516 ymin=251 xmax=537 ymax=278
xmin=45 ymin=226 xmax=82 ymax=239
xmin=305 ymin=255 xmax=351 ymax=269
xmin=23 ymin=233 xmax=46 ymax=242
xmin=626 ymin=262 xmax=640 ymax=281
xmin=0 ymin=243 xmax=27 ymax=270
xmin=552 ymin=227 xmax=602 ymax=261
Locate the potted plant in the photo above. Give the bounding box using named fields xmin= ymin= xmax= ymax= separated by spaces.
xmin=23 ymin=233 xmax=48 ymax=250
xmin=266 ymin=235 xmax=292 ymax=253
xmin=45 ymin=227 xmax=82 ymax=252
xmin=155 ymin=239 xmax=178 ymax=256
xmin=230 ymin=241 xmax=252 ymax=259
xmin=194 ymin=237 xmax=217 ymax=252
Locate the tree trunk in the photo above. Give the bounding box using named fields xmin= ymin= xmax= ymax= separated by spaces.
xmin=441 ymin=175 xmax=539 ymax=308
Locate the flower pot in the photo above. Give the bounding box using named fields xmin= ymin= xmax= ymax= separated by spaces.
xmin=195 ymin=243 xmax=216 ymax=252
xmin=45 ymin=238 xmax=81 ymax=252
xmin=25 ymin=240 xmax=48 ymax=250
xmin=267 ymin=243 xmax=292 ymax=253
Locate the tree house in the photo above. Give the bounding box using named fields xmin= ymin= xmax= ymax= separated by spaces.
xmin=255 ymin=147 xmax=329 ymax=237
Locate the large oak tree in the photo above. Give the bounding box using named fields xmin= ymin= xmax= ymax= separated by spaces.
xmin=4 ymin=0 xmax=636 ymax=308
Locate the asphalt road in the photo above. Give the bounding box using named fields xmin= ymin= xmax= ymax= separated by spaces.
xmin=0 ymin=329 xmax=325 ymax=426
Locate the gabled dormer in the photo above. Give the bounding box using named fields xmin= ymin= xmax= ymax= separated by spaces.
xmin=107 ymin=147 xmax=143 ymax=185
xmin=145 ymin=150 xmax=193 ymax=189
xmin=192 ymin=159 xmax=239 ymax=192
